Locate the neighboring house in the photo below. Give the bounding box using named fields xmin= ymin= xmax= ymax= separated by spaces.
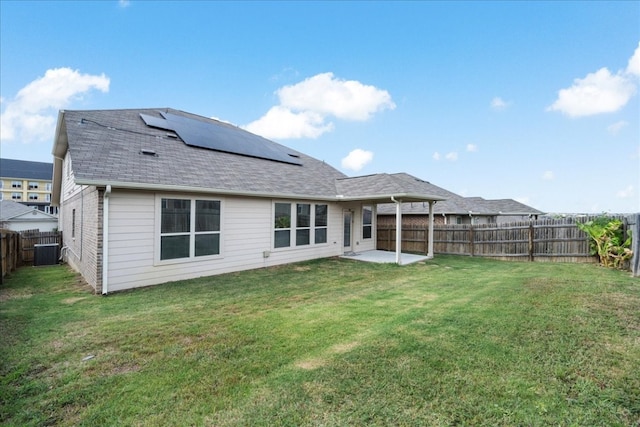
xmin=377 ymin=177 xmax=544 ymax=227
xmin=0 ymin=158 xmax=58 ymax=215
xmin=51 ymin=108 xmax=445 ymax=294
xmin=0 ymin=200 xmax=58 ymax=232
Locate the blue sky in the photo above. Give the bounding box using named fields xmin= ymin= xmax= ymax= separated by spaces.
xmin=1 ymin=1 xmax=638 ymax=213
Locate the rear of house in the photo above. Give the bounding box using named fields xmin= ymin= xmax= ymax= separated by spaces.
xmin=52 ymin=108 xmax=433 ymax=293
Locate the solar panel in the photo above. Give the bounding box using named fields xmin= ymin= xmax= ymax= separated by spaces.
xmin=139 ymin=112 xmax=302 ymax=165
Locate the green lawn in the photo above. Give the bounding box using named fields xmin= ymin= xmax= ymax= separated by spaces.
xmin=1 ymin=256 xmax=639 ymax=426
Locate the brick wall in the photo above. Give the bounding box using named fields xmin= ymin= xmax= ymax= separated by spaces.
xmin=61 ymin=186 xmax=103 ymax=293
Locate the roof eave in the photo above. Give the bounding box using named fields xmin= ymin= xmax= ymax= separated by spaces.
xmin=72 ymin=181 xmax=448 ymax=204
xmin=338 ymin=193 xmax=447 ymax=203
xmin=74 ymin=179 xmax=342 ymax=202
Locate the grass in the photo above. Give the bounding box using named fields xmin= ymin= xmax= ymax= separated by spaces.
xmin=1 ymin=255 xmax=639 ymax=426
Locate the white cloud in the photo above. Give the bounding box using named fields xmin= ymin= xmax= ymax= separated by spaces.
xmin=119 ymin=0 xmax=131 ymax=7
xmin=432 ymin=151 xmax=441 ymax=161
xmin=466 ymin=144 xmax=478 ymax=152
xmin=277 ymin=72 xmax=396 ymax=121
xmin=1 ymin=67 xmax=110 ymax=143
xmin=341 ymin=148 xmax=373 ymax=171
xmin=547 ymin=68 xmax=636 ymax=117
xmin=547 ymin=44 xmax=640 ymax=117
xmin=607 ymin=120 xmax=628 ymax=135
xmin=491 ymin=97 xmax=510 ymax=110
xmin=616 ymin=185 xmax=634 ymax=199
xmin=244 ymin=72 xmax=395 ymax=140
xmin=627 ymin=42 xmax=640 ymax=76
xmin=515 ymin=196 xmax=531 ymax=205
xmin=542 ymin=170 xmax=555 ymax=181
xmin=244 ymin=106 xmax=333 ymax=140
xmin=445 ymin=152 xmax=458 ymax=161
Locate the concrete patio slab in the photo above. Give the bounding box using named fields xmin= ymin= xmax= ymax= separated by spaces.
xmin=340 ymin=250 xmax=431 ymax=266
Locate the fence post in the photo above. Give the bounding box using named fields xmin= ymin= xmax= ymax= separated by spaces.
xmin=469 ymin=224 xmax=474 ymax=257
xmin=630 ymin=213 xmax=640 ymax=277
xmin=528 ymin=220 xmax=534 ymax=262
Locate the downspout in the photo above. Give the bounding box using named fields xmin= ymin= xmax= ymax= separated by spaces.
xmin=101 ymin=185 xmax=111 ymax=295
xmin=391 ymin=196 xmax=402 ymax=265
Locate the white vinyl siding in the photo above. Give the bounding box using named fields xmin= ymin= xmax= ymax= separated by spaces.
xmin=105 ymin=191 xmax=343 ymax=292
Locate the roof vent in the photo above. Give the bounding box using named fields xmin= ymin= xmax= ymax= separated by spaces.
xmin=140 ymin=149 xmax=157 ymax=157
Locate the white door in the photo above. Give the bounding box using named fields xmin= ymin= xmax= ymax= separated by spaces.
xmin=343 ymin=210 xmax=353 ymax=253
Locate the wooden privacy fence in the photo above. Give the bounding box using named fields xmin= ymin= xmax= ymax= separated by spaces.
xmin=1 ymin=230 xmax=20 ymax=284
xmin=1 ymin=229 xmax=63 ymax=283
xmin=377 ymin=216 xmax=636 ymax=265
xmin=20 ymin=230 xmax=63 ymax=265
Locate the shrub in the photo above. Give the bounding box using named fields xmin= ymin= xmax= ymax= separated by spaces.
xmin=577 ymin=216 xmax=633 ymax=269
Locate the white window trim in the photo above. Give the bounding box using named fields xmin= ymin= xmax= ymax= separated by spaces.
xmin=272 ymin=201 xmax=329 ymax=250
xmin=362 ymin=205 xmax=373 ymax=240
xmin=154 ymin=194 xmax=224 ymax=265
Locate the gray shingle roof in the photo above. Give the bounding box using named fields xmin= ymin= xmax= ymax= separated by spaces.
xmin=0 ymin=200 xmax=38 ymax=220
xmin=59 ymin=108 xmax=346 ymax=198
xmin=54 ymin=108 xmax=446 ymax=203
xmin=336 ymin=173 xmax=446 ymax=201
xmin=0 ymin=158 xmax=53 ymax=180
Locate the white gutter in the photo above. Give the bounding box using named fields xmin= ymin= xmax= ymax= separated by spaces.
xmin=101 ymin=185 xmax=111 ymax=295
xmin=391 ymin=196 xmax=402 ymax=265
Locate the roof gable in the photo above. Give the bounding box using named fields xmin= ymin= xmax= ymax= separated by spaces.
xmin=0 ymin=200 xmax=57 ymax=221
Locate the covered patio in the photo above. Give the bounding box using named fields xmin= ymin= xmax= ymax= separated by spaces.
xmin=335 ymin=173 xmax=446 ymax=265
xmin=340 ymin=250 xmax=430 ymax=265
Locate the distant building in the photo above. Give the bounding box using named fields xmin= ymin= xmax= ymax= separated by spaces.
xmin=0 ymin=200 xmax=58 ymax=232
xmin=0 ymin=158 xmax=58 ymax=215
xmin=377 ymin=176 xmax=544 ymax=227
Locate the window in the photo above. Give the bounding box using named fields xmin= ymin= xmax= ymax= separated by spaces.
xmin=28 ymin=182 xmax=39 ymax=190
xmin=72 ymin=209 xmax=76 ymax=238
xmin=315 ymin=204 xmax=328 ymax=244
xmin=0 ymin=193 xmax=3 ymax=201
xmin=160 ymin=198 xmax=221 ymax=261
xmin=274 ymin=203 xmax=291 ymax=248
xmin=296 ymin=203 xmax=311 ymax=246
xmin=45 ymin=194 xmax=51 ymax=202
xmin=0 ymin=181 xmax=3 ymax=189
xmin=11 ymin=181 xmax=21 ymax=189
xmin=45 ymin=183 xmax=52 ymax=191
xmin=11 ymin=192 xmax=21 ymax=200
xmin=274 ymin=202 xmax=328 ymax=248
xmin=362 ymin=205 xmax=373 ymax=239
xmin=28 ymin=193 xmax=38 ymax=201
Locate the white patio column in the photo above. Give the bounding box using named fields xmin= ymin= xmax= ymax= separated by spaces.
xmin=427 ymin=200 xmax=435 ymax=259
xmin=393 ymin=197 xmax=402 ymax=264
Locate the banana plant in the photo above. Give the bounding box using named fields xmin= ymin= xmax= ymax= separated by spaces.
xmin=577 ymin=216 xmax=633 ymax=269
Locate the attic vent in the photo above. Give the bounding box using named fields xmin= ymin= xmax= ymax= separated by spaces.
xmin=166 ymin=133 xmax=178 ymax=139
xmin=140 ymin=149 xmax=157 ymax=157
xmin=288 ymin=153 xmax=300 ymax=158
